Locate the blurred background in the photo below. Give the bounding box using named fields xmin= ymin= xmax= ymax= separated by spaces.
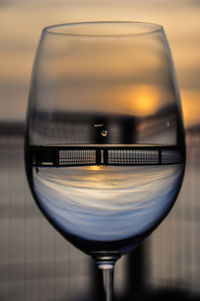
xmin=0 ymin=0 xmax=200 ymax=300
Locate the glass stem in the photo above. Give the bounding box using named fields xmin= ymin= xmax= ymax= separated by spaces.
xmin=98 ymin=261 xmax=114 ymax=301
xmin=92 ymin=253 xmax=121 ymax=301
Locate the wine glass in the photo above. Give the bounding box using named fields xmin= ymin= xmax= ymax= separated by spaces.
xmin=25 ymin=21 xmax=186 ymax=300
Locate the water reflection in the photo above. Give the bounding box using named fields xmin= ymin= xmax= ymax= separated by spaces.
xmin=33 ymin=163 xmax=184 ymax=241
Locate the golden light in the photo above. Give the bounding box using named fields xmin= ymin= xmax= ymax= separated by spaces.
xmin=87 ymin=166 xmax=102 ymax=171
xmin=124 ymin=85 xmax=160 ymax=116
xmin=181 ymin=90 xmax=200 ymax=127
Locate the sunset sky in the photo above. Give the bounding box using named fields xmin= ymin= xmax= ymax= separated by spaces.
xmin=0 ymin=0 xmax=200 ymax=128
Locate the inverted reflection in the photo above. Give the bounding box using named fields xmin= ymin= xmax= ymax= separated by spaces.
xmin=33 ymin=164 xmax=184 ymax=241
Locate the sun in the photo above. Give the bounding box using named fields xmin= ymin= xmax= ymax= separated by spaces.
xmin=126 ymin=85 xmax=160 ymax=116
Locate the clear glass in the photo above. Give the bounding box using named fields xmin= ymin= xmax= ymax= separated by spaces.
xmin=25 ymin=21 xmax=186 ymax=300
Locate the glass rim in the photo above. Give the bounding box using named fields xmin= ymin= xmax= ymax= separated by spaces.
xmin=43 ymin=21 xmax=164 ymax=38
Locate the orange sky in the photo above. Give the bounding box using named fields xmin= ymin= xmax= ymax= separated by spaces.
xmin=0 ymin=0 xmax=199 ymax=128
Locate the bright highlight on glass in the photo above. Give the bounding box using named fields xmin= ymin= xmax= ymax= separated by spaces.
xmin=25 ymin=21 xmax=186 ymax=301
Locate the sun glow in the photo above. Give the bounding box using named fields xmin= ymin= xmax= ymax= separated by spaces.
xmin=124 ymin=85 xmax=160 ymax=116
xmin=87 ymin=166 xmax=102 ymax=171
